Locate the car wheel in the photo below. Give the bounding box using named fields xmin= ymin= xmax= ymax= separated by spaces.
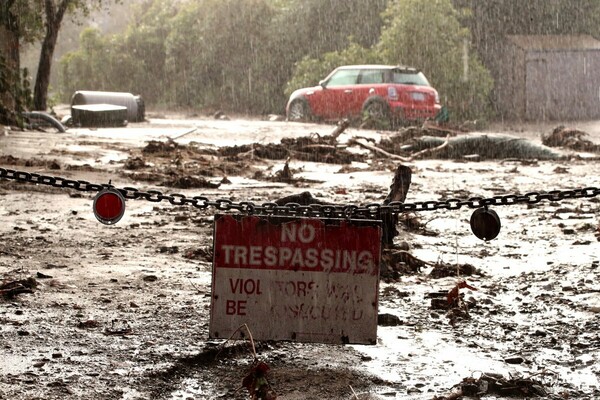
xmin=288 ymin=98 xmax=311 ymax=122
xmin=362 ymin=99 xmax=391 ymax=130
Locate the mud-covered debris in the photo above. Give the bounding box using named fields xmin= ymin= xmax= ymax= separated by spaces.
xmin=429 ymin=263 xmax=480 ymax=279
xmin=104 ymin=320 xmax=133 ymax=336
xmin=504 ymin=355 xmax=525 ymax=364
xmin=162 ymin=175 xmax=220 ymax=189
xmin=217 ymin=122 xmax=361 ymax=164
xmin=143 ymin=138 xmax=179 ymax=155
xmin=77 ymin=319 xmax=100 ymax=329
xmin=381 ymin=124 xmax=459 ymax=149
xmin=242 ymin=360 xmax=277 ymax=400
xmin=274 ymin=191 xmax=330 ymax=206
xmin=435 ymin=372 xmax=550 ymax=399
xmin=124 ymin=156 xmax=147 ymax=170
xmin=0 ymin=155 xmax=62 ymax=169
xmin=143 ymin=275 xmax=158 ymax=282
xmin=183 ymin=247 xmax=213 ymax=261
xmin=64 ymin=163 xmax=98 ymax=171
xmin=0 ymin=277 xmax=37 ymax=298
xmin=398 ymin=213 xmax=439 ymax=236
xmin=381 ymin=249 xmax=433 ymax=281
xmin=542 ymin=126 xmax=600 ymax=152
xmin=381 ymin=134 xmax=561 ymax=160
xmin=377 ymin=313 xmax=401 ymax=326
xmin=159 ymin=246 xmax=179 ymax=254
xmin=219 ymin=140 xmax=360 ymax=164
xmin=271 ymin=158 xmax=294 ymax=183
xmin=122 ymin=171 xmax=165 ymax=182
xmin=428 ymin=280 xmax=478 ymax=325
xmin=446 ymin=280 xmax=477 ymax=306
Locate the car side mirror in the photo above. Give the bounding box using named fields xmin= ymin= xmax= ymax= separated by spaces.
xmin=319 ymin=80 xmax=327 ymax=89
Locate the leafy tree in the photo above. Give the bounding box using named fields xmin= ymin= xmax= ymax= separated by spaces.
xmin=268 ymin=0 xmax=388 ymax=112
xmin=33 ymin=0 xmax=120 ymax=111
xmin=376 ymin=0 xmax=493 ymax=120
xmin=0 ymin=0 xmax=42 ymax=124
xmin=165 ymin=0 xmax=276 ymax=112
xmin=453 ymin=0 xmax=600 ymax=78
xmin=119 ymin=0 xmax=178 ymax=105
xmin=59 ymin=28 xmax=108 ymax=98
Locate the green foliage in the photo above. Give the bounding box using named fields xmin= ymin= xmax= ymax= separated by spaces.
xmin=165 ymin=0 xmax=276 ymax=112
xmin=55 ymin=0 xmax=597 ymax=122
xmin=3 ymin=0 xmax=45 ymax=43
xmin=59 ymin=0 xmax=175 ymax=103
xmin=0 ymin=54 xmax=32 ymax=125
xmin=58 ymin=0 xmax=389 ymax=114
xmin=376 ymin=0 xmax=494 ymax=121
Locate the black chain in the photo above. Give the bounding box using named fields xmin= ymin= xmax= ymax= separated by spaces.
xmin=2 ymin=167 xmax=599 ymax=219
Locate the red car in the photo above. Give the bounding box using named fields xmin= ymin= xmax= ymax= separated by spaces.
xmin=286 ymin=65 xmax=442 ymax=126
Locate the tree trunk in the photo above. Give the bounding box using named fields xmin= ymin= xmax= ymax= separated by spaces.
xmin=33 ymin=0 xmax=70 ymax=111
xmin=0 ymin=0 xmax=21 ymax=124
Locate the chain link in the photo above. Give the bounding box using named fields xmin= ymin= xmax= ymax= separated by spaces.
xmin=2 ymin=167 xmax=599 ymax=219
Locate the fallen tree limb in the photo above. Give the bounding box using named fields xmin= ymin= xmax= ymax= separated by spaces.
xmin=409 ymin=134 xmax=450 ymax=159
xmin=329 ymin=119 xmax=350 ymax=140
xmin=349 ymin=138 xmax=411 ymax=162
xmin=350 ymin=135 xmax=450 ymax=162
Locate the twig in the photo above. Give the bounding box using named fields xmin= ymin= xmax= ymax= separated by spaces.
xmin=349 ymin=138 xmax=411 ymax=162
xmin=171 ymin=127 xmax=198 ymax=141
xmin=216 ymin=323 xmax=258 ymax=361
xmin=236 ymin=148 xmax=257 ymax=159
xmin=409 ymin=134 xmax=450 ymax=159
xmin=299 ymin=144 xmax=342 ymax=151
xmin=187 ymin=277 xmax=201 ymax=293
xmin=396 ymin=250 xmax=436 ymax=267
xmin=349 ymin=385 xmax=359 ymax=399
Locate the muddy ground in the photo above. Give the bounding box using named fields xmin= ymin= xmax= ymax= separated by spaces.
xmin=1 ymin=114 xmax=600 ymax=400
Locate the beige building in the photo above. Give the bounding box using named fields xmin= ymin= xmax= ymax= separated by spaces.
xmin=495 ymin=35 xmax=600 ymax=121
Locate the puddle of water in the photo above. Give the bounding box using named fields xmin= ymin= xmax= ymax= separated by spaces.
xmin=168 ymin=378 xmax=208 ymax=399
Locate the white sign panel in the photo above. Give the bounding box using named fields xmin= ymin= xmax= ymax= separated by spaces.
xmin=209 ymin=215 xmax=381 ymax=345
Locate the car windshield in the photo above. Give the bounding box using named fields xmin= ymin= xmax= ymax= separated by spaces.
xmin=391 ymin=70 xmax=430 ymax=86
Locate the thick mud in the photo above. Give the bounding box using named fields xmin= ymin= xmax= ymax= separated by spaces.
xmin=1 ymin=115 xmax=599 ymax=399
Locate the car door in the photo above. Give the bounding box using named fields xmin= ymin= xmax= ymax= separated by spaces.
xmin=313 ymin=68 xmax=361 ymax=119
xmin=352 ymin=68 xmax=387 ymax=114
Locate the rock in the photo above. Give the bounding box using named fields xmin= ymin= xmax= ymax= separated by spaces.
xmin=504 ymin=356 xmax=525 ymax=364
xmin=533 ymin=329 xmax=547 ymax=337
xmin=377 ymin=313 xmax=401 ymax=326
xmin=268 ymin=114 xmax=285 ymax=122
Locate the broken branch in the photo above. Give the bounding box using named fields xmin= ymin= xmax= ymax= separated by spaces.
xmin=349 ymin=138 xmax=411 ymax=162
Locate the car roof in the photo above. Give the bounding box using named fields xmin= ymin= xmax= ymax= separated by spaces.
xmin=336 ymin=64 xmax=420 ymax=72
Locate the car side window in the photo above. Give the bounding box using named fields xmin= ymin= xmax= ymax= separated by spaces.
xmin=359 ymin=70 xmax=385 ymax=84
xmin=326 ymin=69 xmax=360 ymax=86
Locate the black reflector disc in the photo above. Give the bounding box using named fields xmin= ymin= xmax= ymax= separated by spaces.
xmin=470 ymin=208 xmax=501 ymax=241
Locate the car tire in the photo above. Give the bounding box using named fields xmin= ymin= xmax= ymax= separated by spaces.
xmin=362 ymin=99 xmax=391 ymax=129
xmin=287 ymin=98 xmax=311 ymax=122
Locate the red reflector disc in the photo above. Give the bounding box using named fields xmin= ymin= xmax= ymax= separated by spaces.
xmin=93 ymin=189 xmax=125 ymax=225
